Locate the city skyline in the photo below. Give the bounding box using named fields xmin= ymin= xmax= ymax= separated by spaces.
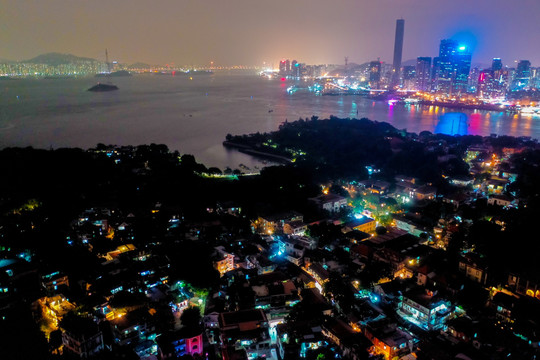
xmin=2 ymin=0 xmax=540 ymax=66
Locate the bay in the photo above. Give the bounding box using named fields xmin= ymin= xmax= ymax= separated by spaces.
xmin=1 ymin=71 xmax=538 ymax=169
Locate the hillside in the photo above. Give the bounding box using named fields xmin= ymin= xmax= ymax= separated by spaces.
xmin=23 ymin=52 xmax=99 ymax=65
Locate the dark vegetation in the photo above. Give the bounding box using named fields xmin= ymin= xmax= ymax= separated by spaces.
xmin=1 ymin=117 xmax=539 ymax=359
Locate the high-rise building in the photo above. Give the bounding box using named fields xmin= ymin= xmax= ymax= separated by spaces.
xmin=369 ymin=60 xmax=382 ymax=89
xmin=402 ymin=65 xmax=416 ymax=90
xmin=512 ymin=60 xmax=531 ymax=90
xmin=433 ymin=39 xmax=471 ymax=95
xmin=291 ymin=60 xmax=301 ymax=78
xmin=433 ymin=56 xmax=453 ymax=93
xmin=516 ymin=60 xmax=531 ymax=78
xmin=416 ymin=57 xmax=431 ymax=91
xmin=439 ymin=39 xmax=459 ymax=57
xmin=477 ymin=69 xmax=494 ymax=97
xmin=279 ymin=60 xmax=287 ymax=75
xmin=392 ymin=19 xmax=405 ymax=88
xmin=468 ymin=66 xmax=481 ymax=90
xmin=492 ymin=58 xmax=503 ymax=72
xmin=453 ymin=46 xmax=472 ymax=94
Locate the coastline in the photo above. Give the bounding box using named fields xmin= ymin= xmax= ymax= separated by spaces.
xmin=222 ymin=141 xmax=292 ymax=163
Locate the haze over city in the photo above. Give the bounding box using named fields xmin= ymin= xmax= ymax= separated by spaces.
xmin=2 ymin=0 xmax=540 ymax=66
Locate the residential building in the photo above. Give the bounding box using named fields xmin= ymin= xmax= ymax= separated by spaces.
xmin=61 ymin=315 xmax=104 ymax=358
xmin=219 ymin=309 xmax=273 ymax=360
xmin=157 ymin=328 xmax=204 ymax=359
xmin=398 ymin=288 xmax=452 ymax=330
xmin=416 ymin=57 xmax=431 ymax=91
xmin=309 ymin=193 xmax=348 ymax=213
xmin=363 ymin=320 xmax=415 ymax=360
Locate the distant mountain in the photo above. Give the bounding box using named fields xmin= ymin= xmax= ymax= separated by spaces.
xmin=23 ymin=53 xmax=99 ymax=65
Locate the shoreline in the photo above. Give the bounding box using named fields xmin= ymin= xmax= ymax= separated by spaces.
xmin=222 ymin=141 xmax=292 ymax=163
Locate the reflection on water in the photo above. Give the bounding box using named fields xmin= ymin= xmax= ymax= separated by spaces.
xmin=0 ymin=74 xmax=539 ymax=168
xmin=435 ymin=113 xmax=469 ymax=136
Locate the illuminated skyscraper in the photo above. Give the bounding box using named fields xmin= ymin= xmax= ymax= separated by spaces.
xmin=416 ymin=57 xmax=431 ymax=91
xmin=279 ymin=60 xmax=287 ymax=75
xmin=453 ymin=46 xmax=472 ymax=94
xmin=439 ymin=39 xmax=458 ymax=58
xmin=392 ymin=19 xmax=405 ymax=88
xmin=512 ymin=60 xmax=531 ymax=90
xmin=433 ymin=39 xmax=471 ymax=94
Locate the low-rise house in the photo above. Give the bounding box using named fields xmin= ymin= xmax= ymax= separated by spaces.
xmin=393 ymin=215 xmax=430 ymax=237
xmin=61 ymin=315 xmax=105 ymax=358
xmin=219 ymin=309 xmax=273 ymax=360
xmin=305 ymin=263 xmax=330 ymax=292
xmin=358 ymin=180 xmax=391 ymax=195
xmin=487 ymin=194 xmax=513 ymax=207
xmin=446 ymin=317 xmax=477 ymax=343
xmin=486 ymin=178 xmax=506 ymax=194
xmin=443 ymin=192 xmax=470 ymax=210
xmin=110 ymin=307 xmax=153 ymax=346
xmin=488 ymin=292 xmax=519 ymax=323
xmin=458 ymin=253 xmax=489 ymax=285
xmin=157 ymin=327 xmax=204 ymax=359
xmin=214 ymin=246 xmax=235 ymax=277
xmin=40 ymin=270 xmax=70 ymax=295
xmin=363 ymin=320 xmax=415 ymax=360
xmin=309 ymin=193 xmax=348 ymax=213
xmin=507 ymin=272 xmax=540 ymax=298
xmin=397 ymin=288 xmax=452 ymax=330
xmin=252 ymin=211 xmax=303 ymax=235
xmin=252 ymin=278 xmax=298 ymax=326
xmin=372 ymin=234 xmax=428 ymax=272
xmin=277 ymin=237 xmax=306 ymax=266
xmin=342 ymin=217 xmax=377 ymax=234
xmin=413 ymin=185 xmax=437 ymax=201
xmin=283 ymin=220 xmax=307 ymax=236
xmin=448 ymin=175 xmax=474 ymax=187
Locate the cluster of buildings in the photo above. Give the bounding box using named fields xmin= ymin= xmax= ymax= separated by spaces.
xmin=364 ymin=19 xmax=539 ymax=101
xmin=275 ymin=19 xmax=539 ymax=107
xmin=0 ymin=60 xmax=104 ymax=77
xmin=277 ymin=59 xmax=332 ymax=79
xmin=1 ymin=137 xmax=539 ymax=360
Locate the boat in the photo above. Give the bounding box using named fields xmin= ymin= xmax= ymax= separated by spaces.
xmin=88 ymin=83 xmax=119 ymax=92
xmin=88 ymin=49 xmax=119 ymax=91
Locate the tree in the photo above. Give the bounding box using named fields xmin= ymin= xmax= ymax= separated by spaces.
xmin=181 ymin=306 xmax=202 ymax=330
xmin=375 ymin=226 xmax=387 ymax=235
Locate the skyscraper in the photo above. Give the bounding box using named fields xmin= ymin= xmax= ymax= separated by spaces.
xmin=416 ymin=57 xmax=432 ymax=91
xmin=511 ymin=60 xmax=531 ymax=90
xmin=433 ymin=39 xmax=471 ymax=94
xmin=516 ymin=60 xmax=531 ymax=78
xmin=369 ymin=60 xmax=382 ymax=89
xmin=391 ymin=19 xmax=405 ymax=88
xmin=279 ymin=60 xmax=287 ymax=75
xmin=402 ymin=65 xmax=416 ymax=90
xmin=439 ymin=39 xmax=458 ymax=58
xmin=453 ymin=46 xmax=472 ymax=94
xmin=492 ymin=58 xmax=502 ymax=72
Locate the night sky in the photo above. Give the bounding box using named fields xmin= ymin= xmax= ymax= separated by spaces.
xmin=1 ymin=0 xmax=539 ymax=67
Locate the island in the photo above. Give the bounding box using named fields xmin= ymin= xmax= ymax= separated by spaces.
xmin=1 ymin=120 xmax=539 ymax=360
